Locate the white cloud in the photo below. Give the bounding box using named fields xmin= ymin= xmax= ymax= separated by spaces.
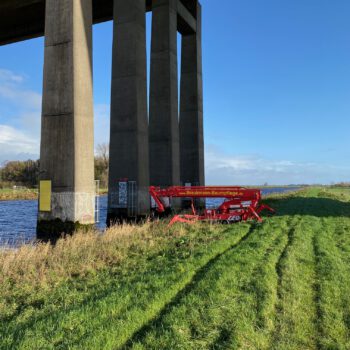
xmin=0 ymin=85 xmax=41 ymax=110
xmin=0 ymin=69 xmax=24 ymax=84
xmin=0 ymin=69 xmax=41 ymax=111
xmin=1 ymin=68 xmax=348 ymax=184
xmin=0 ymin=125 xmax=39 ymax=162
xmin=0 ymin=69 xmax=41 ymax=162
xmin=0 ymin=69 xmax=111 ymax=161
xmin=205 ymin=144 xmax=350 ymax=185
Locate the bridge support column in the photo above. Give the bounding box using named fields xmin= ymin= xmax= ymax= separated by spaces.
xmin=149 ymin=0 xmax=180 ymax=188
xmin=180 ymin=2 xmax=204 ymax=187
xmin=107 ymin=0 xmax=150 ymax=223
xmin=37 ymin=0 xmax=95 ymax=238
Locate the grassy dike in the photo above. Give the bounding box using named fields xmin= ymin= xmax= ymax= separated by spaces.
xmin=1 ymin=188 xmax=350 ymax=349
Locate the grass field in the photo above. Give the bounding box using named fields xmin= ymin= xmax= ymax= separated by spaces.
xmin=0 ymin=188 xmax=38 ymax=201
xmin=1 ymin=187 xmax=350 ymax=349
xmin=0 ymin=188 xmax=108 ymax=201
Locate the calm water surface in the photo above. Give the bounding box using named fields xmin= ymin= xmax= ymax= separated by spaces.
xmin=0 ymin=187 xmax=299 ymax=246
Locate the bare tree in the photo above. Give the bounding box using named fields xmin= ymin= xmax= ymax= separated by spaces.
xmin=96 ymin=143 xmax=109 ymax=168
xmin=95 ymin=144 xmax=109 ymax=188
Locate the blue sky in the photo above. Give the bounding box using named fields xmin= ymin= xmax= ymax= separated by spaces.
xmin=0 ymin=0 xmax=350 ymax=185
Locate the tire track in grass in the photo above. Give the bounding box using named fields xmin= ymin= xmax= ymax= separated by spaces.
xmin=311 ymin=220 xmax=323 ymax=350
xmin=209 ymin=220 xmax=285 ymax=350
xmin=271 ymin=215 xmax=320 ymax=350
xmin=216 ymin=217 xmax=302 ymax=350
xmin=253 ymin=232 xmax=287 ymax=330
xmin=313 ymin=218 xmax=350 ymax=349
xmin=126 ymin=219 xmax=289 ymax=350
xmin=325 ymin=190 xmax=350 ymax=346
xmin=333 ymin=219 xmax=350 ymax=343
xmin=204 ymin=220 xmax=286 ymax=350
xmin=4 ymin=225 xmax=252 ymax=350
xmin=272 ymin=216 xmax=301 ymax=336
xmin=250 ymin=217 xmax=299 ymax=338
xmin=121 ymin=223 xmax=258 ymax=349
xmin=335 ymin=221 xmax=350 ymax=346
xmin=218 ymin=216 xmax=296 ymax=350
xmin=16 ymin=224 xmax=255 ymax=350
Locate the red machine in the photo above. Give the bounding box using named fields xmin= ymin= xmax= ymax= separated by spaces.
xmin=149 ymin=186 xmax=275 ymax=226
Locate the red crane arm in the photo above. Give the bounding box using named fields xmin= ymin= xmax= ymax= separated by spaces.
xmin=150 ymin=186 xmax=262 ymax=211
xmin=149 ymin=186 xmax=275 ymax=226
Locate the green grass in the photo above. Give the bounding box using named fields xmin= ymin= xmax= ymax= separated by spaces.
xmin=0 ymin=188 xmax=38 ymax=201
xmin=0 ymin=188 xmax=108 ymax=201
xmin=1 ymin=187 xmax=350 ymax=349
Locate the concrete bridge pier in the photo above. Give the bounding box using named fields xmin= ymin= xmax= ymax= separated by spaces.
xmin=179 ymin=2 xmax=204 ymax=187
xmin=107 ymin=0 xmax=150 ymax=223
xmin=149 ymin=0 xmax=181 ymax=189
xmin=37 ymin=0 xmax=95 ymax=237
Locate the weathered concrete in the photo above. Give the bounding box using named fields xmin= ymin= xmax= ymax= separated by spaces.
xmin=149 ymin=0 xmax=181 ymax=188
xmin=0 ymin=0 xmax=197 ymax=45
xmin=180 ymin=2 xmax=204 ymax=186
xmin=38 ymin=0 xmax=95 ymax=236
xmin=107 ymin=0 xmax=150 ymax=223
xmin=1 ymin=0 xmax=204 ymax=228
xmin=177 ymin=1 xmax=196 ymax=33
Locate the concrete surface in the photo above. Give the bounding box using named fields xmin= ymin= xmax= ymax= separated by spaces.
xmin=0 ymin=0 xmax=197 ymax=45
xmin=107 ymin=0 xmax=150 ymax=223
xmin=2 ymin=0 xmax=204 ymax=230
xmin=38 ymin=0 xmax=95 ymax=232
xmin=179 ymin=2 xmax=205 ymax=186
xmin=149 ymin=0 xmax=181 ymax=188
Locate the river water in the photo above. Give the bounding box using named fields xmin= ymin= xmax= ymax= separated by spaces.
xmin=0 ymin=187 xmax=299 ymax=246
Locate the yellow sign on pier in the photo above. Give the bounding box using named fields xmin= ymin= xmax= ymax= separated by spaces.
xmin=39 ymin=180 xmax=52 ymax=212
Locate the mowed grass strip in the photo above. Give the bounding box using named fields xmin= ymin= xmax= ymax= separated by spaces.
xmin=272 ymin=216 xmax=321 ymax=350
xmin=126 ymin=219 xmax=296 ymax=350
xmin=314 ymin=218 xmax=350 ymax=349
xmin=333 ymin=218 xmax=350 ymax=318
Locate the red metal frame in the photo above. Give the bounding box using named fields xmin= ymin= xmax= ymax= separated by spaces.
xmin=149 ymin=186 xmax=275 ymax=226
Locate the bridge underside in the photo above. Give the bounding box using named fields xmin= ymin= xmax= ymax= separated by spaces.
xmin=1 ymin=0 xmax=204 ymax=236
xmin=0 ymin=0 xmax=197 ymax=45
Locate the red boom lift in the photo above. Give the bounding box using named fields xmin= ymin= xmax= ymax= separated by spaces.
xmin=149 ymin=186 xmax=275 ymax=226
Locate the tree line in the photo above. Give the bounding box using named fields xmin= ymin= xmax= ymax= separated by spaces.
xmin=0 ymin=144 xmax=109 ymax=189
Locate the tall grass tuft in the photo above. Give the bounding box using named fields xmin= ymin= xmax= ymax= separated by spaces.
xmin=0 ymin=221 xmax=180 ymax=316
xmin=0 ymin=188 xmax=38 ymax=201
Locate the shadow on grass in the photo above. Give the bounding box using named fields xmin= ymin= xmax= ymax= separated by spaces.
xmin=121 ymin=224 xmax=258 ymax=349
xmin=265 ymin=196 xmax=350 ymax=218
xmin=1 ymin=226 xmax=250 ymax=349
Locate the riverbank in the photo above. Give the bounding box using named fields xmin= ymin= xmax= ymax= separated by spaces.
xmin=1 ymin=187 xmax=350 ymax=349
xmin=0 ymin=188 xmax=108 ymax=201
xmin=0 ymin=186 xmax=298 ymax=202
xmin=0 ymin=188 xmax=38 ymax=201
xmin=0 ymin=187 xmax=300 ymax=244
